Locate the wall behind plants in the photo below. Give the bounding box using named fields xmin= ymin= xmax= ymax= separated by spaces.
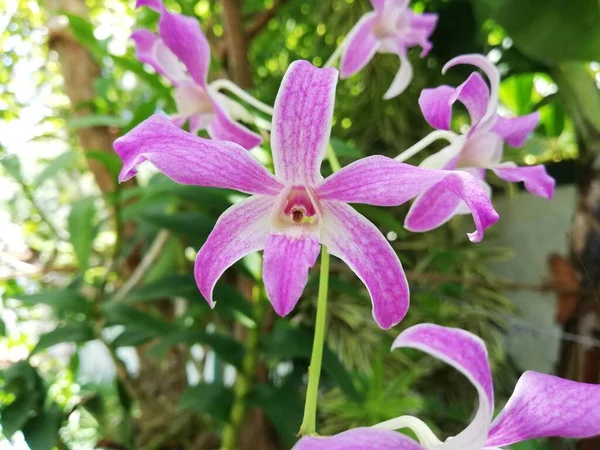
xmin=0 ymin=0 xmax=598 ymax=449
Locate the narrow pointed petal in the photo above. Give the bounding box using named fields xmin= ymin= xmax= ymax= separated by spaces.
xmin=419 ymin=73 xmax=490 ymax=130
xmin=418 ymin=138 xmax=464 ymax=169
xmin=293 ymin=428 xmax=424 ymax=450
xmin=271 ymin=60 xmax=338 ymax=185
xmin=443 ymin=54 xmax=500 ymax=128
xmin=316 ymin=156 xmax=499 ymax=242
xmin=393 ymin=324 xmax=494 ymax=450
xmin=207 ymin=102 xmax=263 ymax=150
xmin=146 ymin=0 xmax=210 ymax=86
xmin=339 ymin=12 xmax=379 ymax=78
xmin=194 ymin=195 xmax=274 ymax=307
xmin=320 ymin=201 xmax=409 ymax=329
xmin=404 ymin=183 xmax=463 ymax=234
xmin=492 ymin=112 xmax=540 ymax=147
xmin=263 ymin=235 xmax=320 ymax=317
xmin=492 ymin=163 xmax=555 ymax=199
xmin=486 ymin=371 xmax=600 ymax=447
xmin=406 ymin=12 xmax=438 ymax=56
xmin=383 ymin=52 xmax=413 ymax=99
xmin=114 ymin=114 xmax=282 ymax=195
xmin=131 ymin=30 xmax=186 ymax=83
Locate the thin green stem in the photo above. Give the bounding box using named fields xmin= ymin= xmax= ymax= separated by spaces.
xmin=327 ymin=144 xmax=342 ymax=172
xmin=221 ymin=283 xmax=267 ymax=450
xmin=299 ymin=247 xmax=330 ymax=436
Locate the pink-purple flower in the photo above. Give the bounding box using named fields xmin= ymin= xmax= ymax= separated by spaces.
xmin=294 ymin=323 xmax=600 ymax=449
xmin=114 ymin=61 xmax=498 ymax=329
xmin=404 ymin=54 xmax=555 ymax=234
xmin=340 ymin=0 xmax=438 ymax=99
xmin=132 ymin=0 xmax=261 ymax=149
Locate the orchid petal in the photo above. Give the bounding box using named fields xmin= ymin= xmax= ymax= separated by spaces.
xmin=492 ymin=163 xmax=555 ymax=199
xmin=194 ymin=195 xmax=274 ymax=307
xmin=418 ymin=137 xmax=465 ymax=170
xmin=173 ymin=80 xmax=212 ymax=117
xmin=131 ymin=30 xmax=186 ymax=83
xmin=369 ymin=0 xmax=385 ymax=12
xmin=139 ymin=0 xmax=210 ymax=86
xmin=404 ymin=183 xmax=463 ymax=235
xmin=443 ymin=54 xmax=500 ymax=128
xmin=460 ymin=130 xmax=504 ymax=168
xmin=384 ymin=52 xmax=413 ymax=99
xmin=207 ymin=102 xmax=263 ymax=150
xmin=320 ymin=201 xmax=409 ymax=329
xmin=189 ymin=114 xmax=213 ymax=135
xmin=339 ymin=12 xmax=379 ymax=78
xmin=114 ymin=114 xmax=282 ymax=195
xmin=492 ymin=112 xmax=540 ymax=147
xmin=406 ymin=12 xmax=438 ymax=56
xmin=263 ymin=235 xmax=320 ymax=317
xmin=293 ymin=428 xmax=424 ymax=450
xmin=393 ymin=324 xmax=494 ymax=450
xmin=316 ymin=156 xmax=499 ymax=242
xmin=271 ymin=60 xmax=338 ymax=185
xmin=419 ymin=73 xmax=490 ymax=130
xmin=486 ymin=371 xmax=600 ymax=447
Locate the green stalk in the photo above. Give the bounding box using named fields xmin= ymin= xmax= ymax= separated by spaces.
xmin=222 ymin=283 xmax=266 ymax=450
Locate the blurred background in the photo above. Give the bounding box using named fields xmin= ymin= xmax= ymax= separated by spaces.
xmin=0 ymin=0 xmax=599 ymax=449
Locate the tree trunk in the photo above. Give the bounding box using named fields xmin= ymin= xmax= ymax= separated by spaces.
xmin=221 ymin=0 xmax=253 ymax=88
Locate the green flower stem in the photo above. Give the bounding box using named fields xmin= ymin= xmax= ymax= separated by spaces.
xmin=299 ymin=246 xmax=330 ymax=436
xmin=222 ymin=283 xmax=266 ymax=450
xmin=327 ymin=143 xmax=342 ymax=172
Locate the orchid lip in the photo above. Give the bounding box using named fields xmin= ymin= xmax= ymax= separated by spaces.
xmin=272 ymin=185 xmax=321 ymax=236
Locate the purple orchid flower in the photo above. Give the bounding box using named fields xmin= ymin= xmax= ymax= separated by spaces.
xmin=295 ymin=323 xmax=600 ymax=449
xmin=131 ymin=0 xmax=262 ymax=150
xmin=114 ymin=61 xmax=498 ymax=329
xmin=403 ymin=54 xmax=555 ymax=234
xmin=339 ymin=0 xmax=438 ymax=99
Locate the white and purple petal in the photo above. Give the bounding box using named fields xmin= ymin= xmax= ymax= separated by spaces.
xmin=393 ymin=324 xmax=494 ymax=450
xmin=404 ymin=12 xmax=438 ymax=56
xmin=339 ymin=12 xmax=379 ymax=79
xmin=271 ymin=60 xmax=338 ymax=185
xmin=486 ymin=371 xmax=600 ymax=447
xmin=293 ymin=428 xmax=424 ymax=450
xmin=320 ymin=201 xmax=409 ymax=329
xmin=114 ymin=114 xmax=281 ymax=195
xmin=491 ymin=112 xmax=540 ymax=147
xmin=194 ymin=196 xmax=274 ymax=307
xmin=207 ymin=102 xmax=263 ymax=150
xmin=131 ymin=30 xmax=187 ymax=83
xmin=492 ymin=163 xmax=555 ymax=199
xmin=263 ymin=235 xmax=320 ymax=317
xmin=316 ymin=156 xmax=499 ymax=242
xmin=384 ymin=52 xmax=413 ymax=100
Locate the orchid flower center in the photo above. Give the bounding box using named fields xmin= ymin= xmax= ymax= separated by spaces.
xmin=174 ymin=83 xmax=215 ymax=117
xmin=373 ymin=6 xmax=410 ymax=40
xmin=273 ymin=186 xmax=321 ymax=237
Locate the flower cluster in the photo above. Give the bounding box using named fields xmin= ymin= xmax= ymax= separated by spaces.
xmin=115 ymin=0 xmax=599 ymax=447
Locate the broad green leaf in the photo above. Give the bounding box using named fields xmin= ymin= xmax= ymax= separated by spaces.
xmin=122 ymin=274 xmax=202 ymax=303
xmin=329 ymin=138 xmax=364 ymax=158
xmin=264 ymin=322 xmax=361 ymax=402
xmin=354 ymin=205 xmax=407 ymax=238
xmin=499 ymin=74 xmax=534 ymax=116
xmin=540 ymin=103 xmax=566 ymax=138
xmin=112 ymin=328 xmax=158 ymax=347
xmin=102 ymin=303 xmax=177 ymax=334
xmin=122 ymin=97 xmax=158 ymax=134
xmin=68 ymin=197 xmax=97 ymax=271
xmin=179 ymin=383 xmax=233 ymax=423
xmin=68 ymin=115 xmax=127 ymax=129
xmin=62 ymin=13 xmax=106 ymax=62
xmin=86 ymin=150 xmax=122 ymax=179
xmin=31 ymin=322 xmax=95 ymax=355
xmin=22 ymin=406 xmax=62 ymax=450
xmin=0 ymin=394 xmax=38 ymax=438
xmin=140 ymin=211 xmax=216 ymax=243
xmin=0 ymin=154 xmax=24 ymax=183
xmin=489 ymin=0 xmax=600 ymax=63
xmin=13 ymin=289 xmax=92 ymax=316
xmin=34 ymin=151 xmax=77 ymax=186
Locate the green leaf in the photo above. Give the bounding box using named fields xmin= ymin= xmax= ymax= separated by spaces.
xmin=540 ymin=102 xmax=565 ymax=138
xmin=122 ymin=274 xmax=201 ymax=303
xmin=0 ymin=318 xmax=6 ymax=336
xmin=122 ymin=97 xmax=158 ymax=134
xmin=140 ymin=211 xmax=216 ymax=243
xmin=499 ymin=74 xmax=534 ymax=116
xmin=0 ymin=154 xmax=24 ymax=183
xmin=22 ymin=406 xmax=62 ymax=450
xmin=34 ymin=151 xmax=77 ymax=186
xmin=31 ymin=322 xmax=95 ymax=355
xmin=13 ymin=289 xmax=92 ymax=316
xmin=62 ymin=13 xmax=105 ymax=62
xmin=489 ymin=0 xmax=600 ymax=63
xmin=102 ymin=303 xmax=177 ymax=334
xmin=68 ymin=197 xmax=97 ymax=271
xmin=1 ymin=394 xmax=38 ymax=438
xmin=86 ymin=150 xmax=122 ymax=179
xmin=68 ymin=115 xmax=127 ymax=129
xmin=330 ymin=138 xmax=364 ymax=158
xmin=179 ymin=383 xmax=233 ymax=423
xmin=264 ymin=322 xmax=361 ymax=402
xmin=112 ymin=328 xmax=158 ymax=347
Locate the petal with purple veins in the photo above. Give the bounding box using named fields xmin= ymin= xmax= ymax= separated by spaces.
xmin=393 ymin=324 xmax=495 ymax=450
xmin=485 ymin=371 xmax=600 ymax=448
xmin=492 ymin=163 xmax=555 ymax=199
xmin=491 ymin=112 xmax=540 ymax=147
xmin=194 ymin=195 xmax=275 ymax=308
xmin=340 ymin=12 xmax=379 ymax=78
xmin=262 ymin=235 xmax=320 ymax=317
xmin=271 ymin=61 xmax=338 ymax=185
xmin=293 ymin=428 xmax=424 ymax=450
xmin=114 ymin=114 xmax=281 ymax=195
xmin=320 ymin=201 xmax=409 ymax=329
